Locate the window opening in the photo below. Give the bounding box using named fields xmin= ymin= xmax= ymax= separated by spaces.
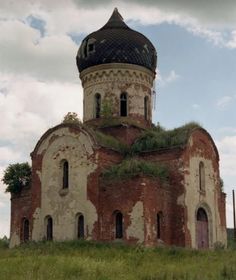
xmin=88 ymin=43 xmax=94 ymax=52
xmin=120 ymin=93 xmax=127 ymax=117
xmin=199 ymin=162 xmax=205 ymax=191
xmin=144 ymin=96 xmax=148 ymax=120
xmin=46 ymin=216 xmax=53 ymax=241
xmin=95 ymin=93 xmax=101 ymax=118
xmin=115 ymin=212 xmax=123 ymax=239
xmin=157 ymin=212 xmax=163 ymax=239
xmin=77 ymin=214 xmax=84 ymax=239
xmin=22 ymin=218 xmax=29 ymax=242
xmin=63 ymin=161 xmax=69 ymax=189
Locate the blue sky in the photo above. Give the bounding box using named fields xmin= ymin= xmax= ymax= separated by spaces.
xmin=0 ymin=0 xmax=236 ymax=237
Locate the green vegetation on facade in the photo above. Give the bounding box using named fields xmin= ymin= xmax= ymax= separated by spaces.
xmin=98 ymin=122 xmax=201 ymax=183
xmin=102 ymin=158 xmax=169 ymax=182
xmin=1 ymin=240 xmax=236 ymax=280
xmin=2 ymin=162 xmax=31 ymax=194
xmin=62 ymin=112 xmax=82 ymax=124
xmin=131 ymin=122 xmax=202 ymax=154
xmin=94 ymin=130 xmax=128 ymax=154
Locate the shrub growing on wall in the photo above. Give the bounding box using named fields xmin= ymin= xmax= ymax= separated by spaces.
xmin=2 ymin=162 xmax=31 ymax=194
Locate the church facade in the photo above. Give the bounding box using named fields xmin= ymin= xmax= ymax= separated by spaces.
xmin=10 ymin=9 xmax=227 ymax=248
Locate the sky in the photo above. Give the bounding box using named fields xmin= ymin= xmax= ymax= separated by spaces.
xmin=0 ymin=0 xmax=236 ymax=237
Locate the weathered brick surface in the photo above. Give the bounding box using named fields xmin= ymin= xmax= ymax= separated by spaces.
xmin=10 ymin=125 xmax=226 ymax=248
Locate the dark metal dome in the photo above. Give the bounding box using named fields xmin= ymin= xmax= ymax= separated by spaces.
xmin=76 ymin=8 xmax=157 ymax=73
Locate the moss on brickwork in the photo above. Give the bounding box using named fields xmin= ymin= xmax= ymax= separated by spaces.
xmin=94 ymin=130 xmax=129 ymax=154
xmin=102 ymin=158 xmax=169 ymax=182
xmin=131 ymin=122 xmax=202 ymax=154
xmin=86 ymin=117 xmax=147 ymax=130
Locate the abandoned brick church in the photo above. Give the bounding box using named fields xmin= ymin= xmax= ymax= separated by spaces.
xmin=10 ymin=8 xmax=227 ymax=248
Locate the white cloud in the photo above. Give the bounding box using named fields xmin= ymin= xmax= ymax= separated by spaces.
xmin=0 ymin=20 xmax=78 ymax=81
xmin=0 ymin=166 xmax=10 ymax=237
xmin=216 ymin=135 xmax=236 ymax=177
xmin=0 ymin=73 xmax=83 ymax=160
xmin=226 ymin=30 xmax=236 ymax=49
xmin=215 ymin=134 xmax=236 ymax=227
xmin=216 ymin=95 xmax=234 ymax=110
xmin=0 ymin=73 xmax=83 ymax=237
xmin=0 ymin=0 xmax=236 ymax=51
xmin=158 ymin=70 xmax=180 ymax=87
xmin=0 ymin=147 xmax=21 ymax=165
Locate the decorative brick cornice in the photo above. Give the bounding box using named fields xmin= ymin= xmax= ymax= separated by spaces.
xmin=80 ymin=63 xmax=155 ymax=89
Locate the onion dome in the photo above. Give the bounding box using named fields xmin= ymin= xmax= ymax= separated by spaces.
xmin=76 ymin=8 xmax=157 ymax=73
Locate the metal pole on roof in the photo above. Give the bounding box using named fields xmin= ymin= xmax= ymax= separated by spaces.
xmin=233 ymin=190 xmax=236 ymax=241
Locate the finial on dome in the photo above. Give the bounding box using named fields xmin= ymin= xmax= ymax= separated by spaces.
xmin=101 ymin=7 xmax=127 ymax=29
xmin=111 ymin=7 xmax=123 ymax=21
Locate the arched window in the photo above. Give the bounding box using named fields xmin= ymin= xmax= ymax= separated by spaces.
xmin=77 ymin=214 xmax=84 ymax=239
xmin=144 ymin=96 xmax=148 ymax=120
xmin=157 ymin=212 xmax=163 ymax=239
xmin=22 ymin=218 xmax=29 ymax=242
xmin=46 ymin=216 xmax=53 ymax=241
xmin=95 ymin=93 xmax=101 ymax=118
xmin=115 ymin=212 xmax=123 ymax=239
xmin=199 ymin=161 xmax=205 ymax=191
xmin=63 ymin=160 xmax=69 ymax=189
xmin=120 ymin=93 xmax=127 ymax=117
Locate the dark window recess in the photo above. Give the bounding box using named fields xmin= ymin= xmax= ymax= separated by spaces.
xmin=157 ymin=213 xmax=162 ymax=239
xmin=199 ymin=162 xmax=205 ymax=191
xmin=88 ymin=43 xmax=94 ymax=52
xmin=144 ymin=96 xmax=148 ymax=120
xmin=46 ymin=217 xmax=53 ymax=241
xmin=197 ymin=208 xmax=208 ymax=222
xmin=63 ymin=161 xmax=69 ymax=189
xmin=95 ymin=93 xmax=101 ymax=118
xmin=115 ymin=212 xmax=123 ymax=239
xmin=78 ymin=215 xmax=84 ymax=239
xmin=83 ymin=40 xmax=88 ymax=58
xmin=120 ymin=93 xmax=127 ymax=116
xmin=23 ymin=219 xmax=29 ymax=242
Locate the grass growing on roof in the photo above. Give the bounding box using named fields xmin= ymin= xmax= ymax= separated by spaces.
xmin=102 ymin=158 xmax=169 ymax=182
xmin=94 ymin=130 xmax=129 ymax=154
xmin=131 ymin=122 xmax=202 ymax=154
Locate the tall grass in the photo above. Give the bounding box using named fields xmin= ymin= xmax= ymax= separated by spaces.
xmin=1 ymin=241 xmax=236 ymax=280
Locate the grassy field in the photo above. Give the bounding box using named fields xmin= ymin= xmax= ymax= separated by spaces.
xmin=1 ymin=239 xmax=236 ymax=280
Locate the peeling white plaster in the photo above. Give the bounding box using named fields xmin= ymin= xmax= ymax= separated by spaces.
xmin=126 ymin=201 xmax=144 ymax=243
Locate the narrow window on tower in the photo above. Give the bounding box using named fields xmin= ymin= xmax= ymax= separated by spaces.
xmin=62 ymin=160 xmax=69 ymax=189
xmin=115 ymin=211 xmax=123 ymax=239
xmin=120 ymin=93 xmax=127 ymax=117
xmin=95 ymin=93 xmax=101 ymax=118
xmin=199 ymin=161 xmax=205 ymax=192
xmin=144 ymin=96 xmax=148 ymax=120
xmin=77 ymin=214 xmax=85 ymax=239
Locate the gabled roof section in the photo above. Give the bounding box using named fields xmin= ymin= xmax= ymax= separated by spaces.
xmin=31 ymin=123 xmax=98 ymax=158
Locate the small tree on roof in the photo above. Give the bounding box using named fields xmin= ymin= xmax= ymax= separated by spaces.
xmin=62 ymin=112 xmax=82 ymax=124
